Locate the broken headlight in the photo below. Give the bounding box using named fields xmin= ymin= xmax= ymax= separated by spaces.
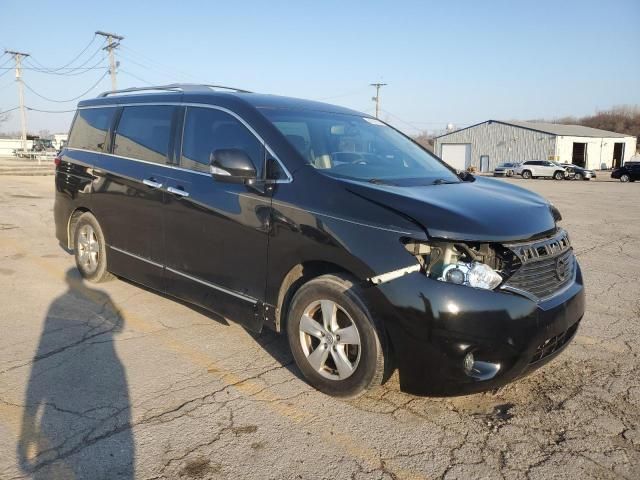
xmin=440 ymin=262 xmax=503 ymax=290
xmin=404 ymin=240 xmax=506 ymax=290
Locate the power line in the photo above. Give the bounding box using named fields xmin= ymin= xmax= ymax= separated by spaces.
xmin=119 ymin=45 xmax=199 ymax=82
xmin=0 ymin=55 xmax=12 ymax=69
xmin=24 ymin=56 xmax=108 ymax=77
xmin=0 ymin=64 xmax=106 ymax=72
xmin=0 ymin=77 xmax=16 ymax=90
xmin=26 ymin=35 xmax=98 ymax=73
xmin=24 ymin=47 xmax=107 ymax=76
xmin=26 ymin=106 xmax=77 ymax=113
xmin=22 ymin=72 xmax=108 ymax=103
xmin=117 ymin=52 xmax=173 ymax=81
xmin=119 ymin=69 xmax=154 ymax=86
xmin=379 ymin=108 xmax=424 ymax=131
xmin=0 ymin=106 xmax=20 ymax=115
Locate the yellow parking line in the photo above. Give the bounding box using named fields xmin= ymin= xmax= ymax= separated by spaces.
xmin=0 ymin=237 xmax=426 ymax=480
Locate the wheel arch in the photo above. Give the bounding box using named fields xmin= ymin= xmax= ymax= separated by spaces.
xmin=67 ymin=207 xmax=92 ymax=250
xmin=276 ymin=261 xmax=355 ymax=333
xmin=277 ymin=263 xmax=396 ymax=383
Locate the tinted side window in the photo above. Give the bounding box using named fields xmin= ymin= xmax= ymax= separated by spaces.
xmin=114 ymin=106 xmax=176 ymax=163
xmin=68 ymin=108 xmax=115 ymax=152
xmin=181 ymin=107 xmax=263 ymax=174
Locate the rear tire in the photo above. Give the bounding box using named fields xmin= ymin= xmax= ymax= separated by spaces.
xmin=574 ymin=172 xmax=583 ymax=181
xmin=522 ymin=170 xmax=532 ymax=179
xmin=73 ymin=212 xmax=113 ymax=283
xmin=286 ymin=274 xmax=387 ymax=398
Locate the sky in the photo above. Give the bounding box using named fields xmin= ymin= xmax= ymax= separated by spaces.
xmin=0 ymin=0 xmax=638 ymax=135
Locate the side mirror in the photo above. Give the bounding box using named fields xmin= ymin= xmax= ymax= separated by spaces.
xmin=210 ymin=149 xmax=257 ymax=184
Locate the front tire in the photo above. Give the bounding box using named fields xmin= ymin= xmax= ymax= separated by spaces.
xmin=620 ymin=174 xmax=630 ymax=183
xmin=73 ymin=212 xmax=113 ymax=283
xmin=286 ymin=274 xmax=387 ymax=398
xmin=522 ymin=170 xmax=532 ymax=179
xmin=553 ymin=171 xmax=564 ymax=180
xmin=574 ymin=172 xmax=583 ymax=181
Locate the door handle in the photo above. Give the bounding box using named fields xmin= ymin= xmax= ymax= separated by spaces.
xmin=143 ymin=178 xmax=163 ymax=189
xmin=167 ymin=186 xmax=190 ymax=197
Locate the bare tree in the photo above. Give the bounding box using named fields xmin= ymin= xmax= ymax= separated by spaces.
xmin=412 ymin=131 xmax=435 ymax=152
xmin=539 ymin=105 xmax=640 ymax=142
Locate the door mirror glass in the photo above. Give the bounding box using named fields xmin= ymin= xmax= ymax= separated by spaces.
xmin=210 ymin=149 xmax=257 ymax=183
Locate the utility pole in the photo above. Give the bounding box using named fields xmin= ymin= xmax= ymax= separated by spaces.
xmin=370 ymin=82 xmax=387 ymax=119
xmin=96 ymin=30 xmax=124 ymax=91
xmin=4 ymin=50 xmax=30 ymax=151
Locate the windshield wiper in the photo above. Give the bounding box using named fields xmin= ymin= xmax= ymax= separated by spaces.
xmin=368 ymin=178 xmax=387 ymax=184
xmin=432 ymin=178 xmax=459 ymax=185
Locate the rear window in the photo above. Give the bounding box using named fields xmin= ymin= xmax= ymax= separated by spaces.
xmin=114 ymin=105 xmax=176 ymax=164
xmin=68 ymin=107 xmax=115 ymax=152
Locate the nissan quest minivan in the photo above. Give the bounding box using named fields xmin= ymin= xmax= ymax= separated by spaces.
xmin=54 ymin=84 xmax=585 ymax=398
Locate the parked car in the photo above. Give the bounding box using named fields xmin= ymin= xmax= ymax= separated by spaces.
xmin=54 ymin=84 xmax=584 ymax=398
xmin=514 ymin=160 xmax=567 ymax=180
xmin=611 ymin=162 xmax=640 ymax=182
xmin=560 ymin=163 xmax=596 ymax=181
xmin=493 ymin=162 xmax=519 ymax=177
xmin=31 ymin=138 xmax=55 ymax=152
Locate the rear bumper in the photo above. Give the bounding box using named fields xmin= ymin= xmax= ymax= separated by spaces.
xmin=363 ymin=262 xmax=585 ymax=396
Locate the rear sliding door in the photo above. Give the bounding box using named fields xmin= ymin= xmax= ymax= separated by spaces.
xmin=92 ymin=105 xmax=177 ymax=290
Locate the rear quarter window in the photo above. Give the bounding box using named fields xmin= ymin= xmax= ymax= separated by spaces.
xmin=68 ymin=108 xmax=116 ymax=152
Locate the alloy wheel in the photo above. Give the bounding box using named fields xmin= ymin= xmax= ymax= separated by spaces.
xmin=621 ymin=174 xmax=630 ymax=183
xmin=77 ymin=224 xmax=99 ymax=273
xmin=298 ymin=299 xmax=361 ymax=380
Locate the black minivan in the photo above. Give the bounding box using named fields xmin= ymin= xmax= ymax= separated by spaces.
xmin=54 ymin=84 xmax=585 ymax=398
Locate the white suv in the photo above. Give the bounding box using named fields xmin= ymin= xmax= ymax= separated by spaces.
xmin=515 ymin=161 xmax=567 ymax=180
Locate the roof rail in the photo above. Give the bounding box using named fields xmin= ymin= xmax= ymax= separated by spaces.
xmin=98 ymin=83 xmax=253 ymax=97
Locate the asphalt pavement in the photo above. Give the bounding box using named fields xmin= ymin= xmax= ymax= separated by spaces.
xmin=0 ymin=175 xmax=638 ymax=479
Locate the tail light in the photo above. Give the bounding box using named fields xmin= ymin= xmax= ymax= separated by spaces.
xmin=54 ymin=156 xmax=62 ymax=167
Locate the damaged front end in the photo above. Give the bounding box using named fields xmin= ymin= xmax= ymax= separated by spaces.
xmin=372 ymin=229 xmax=575 ymax=305
xmin=361 ymin=228 xmax=583 ymax=395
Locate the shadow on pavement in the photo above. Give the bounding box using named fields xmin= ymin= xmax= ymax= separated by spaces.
xmin=17 ymin=269 xmax=134 ymax=479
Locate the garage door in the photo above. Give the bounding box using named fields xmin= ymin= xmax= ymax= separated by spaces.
xmin=441 ymin=144 xmax=471 ymax=171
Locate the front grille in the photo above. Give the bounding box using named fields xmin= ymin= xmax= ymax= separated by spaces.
xmin=530 ymin=321 xmax=580 ymax=364
xmin=502 ymin=230 xmax=576 ymax=301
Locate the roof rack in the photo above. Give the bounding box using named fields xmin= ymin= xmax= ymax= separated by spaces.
xmin=98 ymin=83 xmax=252 ymax=97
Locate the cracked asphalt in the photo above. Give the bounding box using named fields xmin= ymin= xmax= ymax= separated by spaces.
xmin=0 ymin=174 xmax=638 ymax=480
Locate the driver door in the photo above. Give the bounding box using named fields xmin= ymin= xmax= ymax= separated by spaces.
xmin=162 ymin=106 xmax=272 ymax=332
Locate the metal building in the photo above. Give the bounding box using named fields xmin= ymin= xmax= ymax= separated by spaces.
xmin=434 ymin=120 xmax=637 ymax=172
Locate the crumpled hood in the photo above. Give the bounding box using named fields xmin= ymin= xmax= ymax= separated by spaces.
xmin=345 ymin=176 xmax=557 ymax=242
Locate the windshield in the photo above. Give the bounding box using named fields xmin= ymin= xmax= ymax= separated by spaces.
xmin=260 ymin=109 xmax=460 ymax=185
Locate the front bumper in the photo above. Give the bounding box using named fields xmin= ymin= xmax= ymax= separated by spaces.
xmin=363 ymin=262 xmax=585 ymax=396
